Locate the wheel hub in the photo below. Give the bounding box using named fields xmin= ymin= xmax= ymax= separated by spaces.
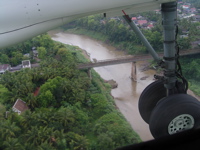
xmin=168 ymin=114 xmax=194 ymax=135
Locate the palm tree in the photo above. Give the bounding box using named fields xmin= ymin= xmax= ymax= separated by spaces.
xmin=10 ymin=89 xmax=20 ymax=104
xmin=42 ymin=67 xmax=51 ymax=80
xmin=20 ymin=110 xmax=33 ymax=129
xmin=57 ymin=107 xmax=75 ymax=128
xmin=31 ymin=68 xmax=41 ymax=82
xmin=25 ymin=93 xmax=38 ymax=109
xmin=21 ymin=143 xmax=36 ymax=150
xmin=0 ymin=120 xmax=21 ymax=140
xmin=33 ymin=110 xmax=49 ymax=127
xmin=54 ymin=129 xmax=66 ymax=140
xmin=0 ymin=72 xmax=14 ymax=90
xmin=37 ymin=126 xmax=55 ymax=144
xmin=0 ymin=104 xmax=6 ymax=121
xmin=37 ymin=141 xmax=56 ymax=150
xmin=73 ymin=135 xmax=89 ymax=150
xmin=24 ymin=125 xmax=57 ymax=146
xmin=3 ymin=138 xmax=22 ymax=150
xmin=23 ymin=126 xmax=40 ymax=145
xmin=67 ymin=132 xmax=89 ymax=150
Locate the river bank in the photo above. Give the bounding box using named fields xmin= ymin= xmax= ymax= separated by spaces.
xmin=49 ymin=29 xmax=154 ymax=141
xmin=48 ymin=29 xmax=200 ymax=141
xmin=56 ymin=28 xmax=133 ymax=54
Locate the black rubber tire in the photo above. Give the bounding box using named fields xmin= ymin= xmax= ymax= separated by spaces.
xmin=138 ymin=80 xmax=166 ymax=124
xmin=149 ymin=94 xmax=200 ymax=139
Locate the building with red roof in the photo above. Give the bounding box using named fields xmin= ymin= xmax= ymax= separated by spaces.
xmin=147 ymin=24 xmax=154 ymax=29
xmin=12 ymin=99 xmax=29 ymax=114
xmin=137 ymin=20 xmax=148 ymax=26
xmin=182 ymin=5 xmax=189 ymax=9
xmin=131 ymin=17 xmax=137 ymax=21
xmin=190 ymin=8 xmax=196 ymax=13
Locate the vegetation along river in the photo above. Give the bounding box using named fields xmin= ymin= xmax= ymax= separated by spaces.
xmin=49 ymin=30 xmax=158 ymax=141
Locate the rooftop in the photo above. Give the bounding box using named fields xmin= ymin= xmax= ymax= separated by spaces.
xmin=132 ymin=17 xmax=137 ymax=20
xmin=0 ymin=64 xmax=10 ymax=70
xmin=138 ymin=20 xmax=148 ymax=25
xmin=22 ymin=60 xmax=30 ymax=66
xmin=182 ymin=5 xmax=190 ymax=9
xmin=13 ymin=99 xmax=29 ymax=113
xmin=147 ymin=24 xmax=154 ymax=29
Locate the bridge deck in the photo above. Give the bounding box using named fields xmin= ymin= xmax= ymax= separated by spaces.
xmin=77 ymin=49 xmax=200 ymax=69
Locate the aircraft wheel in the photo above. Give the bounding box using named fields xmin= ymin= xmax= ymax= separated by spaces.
xmin=139 ymin=80 xmax=166 ymax=123
xmin=149 ymin=94 xmax=200 ymax=139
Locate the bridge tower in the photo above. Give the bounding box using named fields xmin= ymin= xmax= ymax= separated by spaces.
xmin=131 ymin=62 xmax=137 ymax=81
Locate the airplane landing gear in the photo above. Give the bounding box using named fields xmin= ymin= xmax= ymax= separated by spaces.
xmin=149 ymin=94 xmax=200 ymax=138
xmin=138 ymin=80 xmax=166 ymax=124
xmin=123 ymin=1 xmax=200 ymax=138
xmin=138 ymin=79 xmax=187 ymax=124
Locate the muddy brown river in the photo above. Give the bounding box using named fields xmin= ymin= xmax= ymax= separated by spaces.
xmin=49 ymin=30 xmax=158 ymax=141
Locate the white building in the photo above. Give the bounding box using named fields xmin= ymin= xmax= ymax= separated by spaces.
xmin=0 ymin=64 xmax=11 ymax=74
xmin=22 ymin=60 xmax=31 ymax=68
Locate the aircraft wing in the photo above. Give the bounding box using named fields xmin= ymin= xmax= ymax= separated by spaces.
xmin=103 ymin=0 xmax=175 ymax=17
xmin=0 ymin=0 xmax=176 ymax=48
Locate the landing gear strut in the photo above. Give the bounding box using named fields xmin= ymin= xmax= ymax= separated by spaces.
xmin=123 ymin=2 xmax=200 ymax=138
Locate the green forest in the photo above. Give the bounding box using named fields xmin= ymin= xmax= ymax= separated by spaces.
xmin=0 ymin=34 xmax=141 ymax=149
xmin=62 ymin=14 xmax=164 ymax=54
xmin=181 ymin=55 xmax=200 ymax=96
xmin=62 ymin=12 xmax=200 ymax=55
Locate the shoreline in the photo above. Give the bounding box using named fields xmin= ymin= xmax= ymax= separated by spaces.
xmin=49 ymin=30 xmax=154 ymax=140
xmin=49 ymin=29 xmax=200 ymax=141
xmin=80 ymin=46 xmax=199 ymax=100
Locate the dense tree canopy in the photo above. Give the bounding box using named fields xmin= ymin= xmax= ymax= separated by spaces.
xmin=0 ymin=35 xmax=141 ymax=149
xmin=0 ymin=34 xmax=56 ymax=65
